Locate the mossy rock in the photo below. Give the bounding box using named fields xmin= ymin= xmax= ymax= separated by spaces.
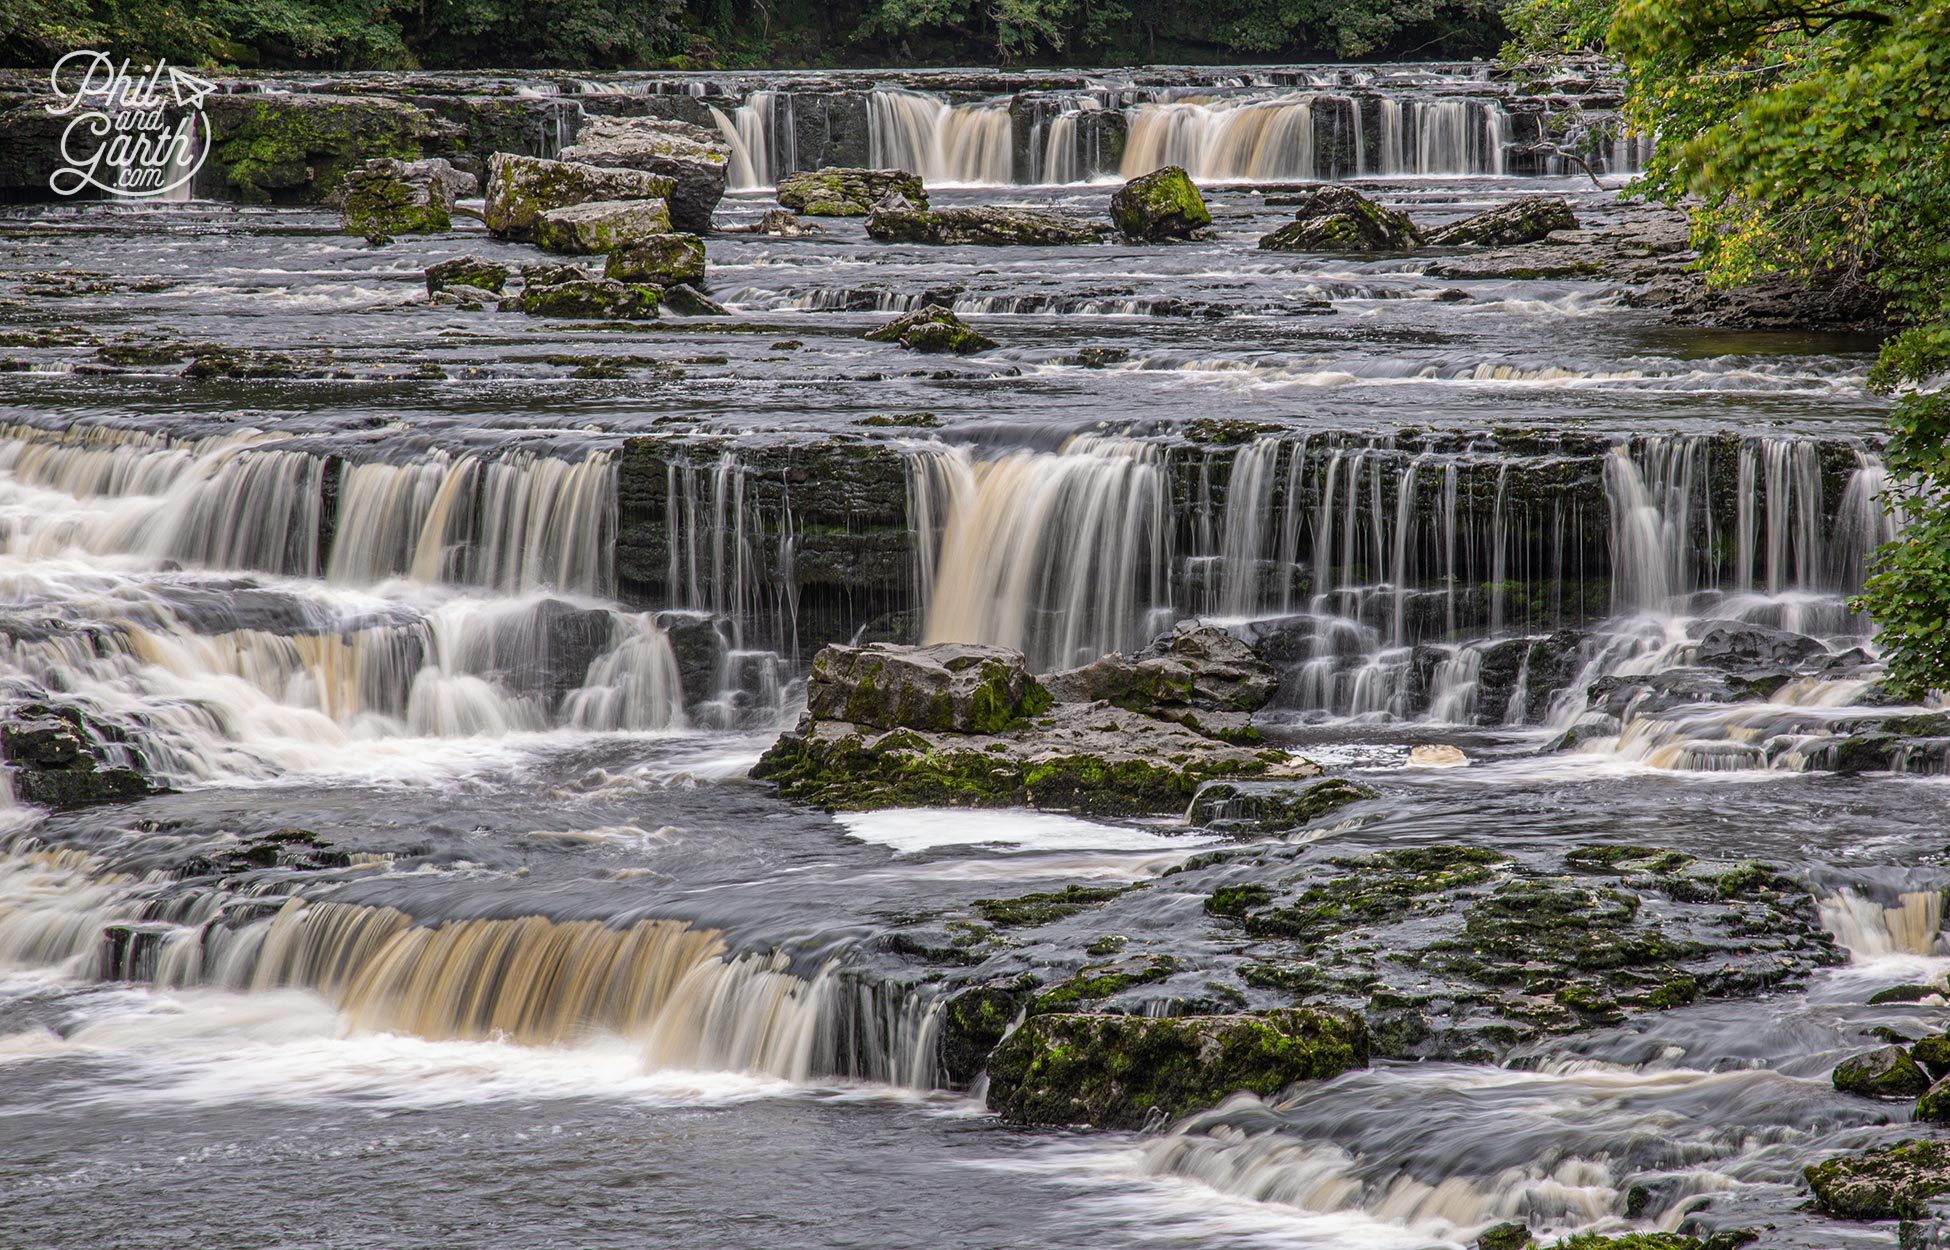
xmin=340 ymin=157 xmax=470 ymax=236
xmin=1109 ymin=166 xmax=1211 ymax=241
xmin=1805 ymin=1137 xmax=1950 ymax=1220
xmin=866 ymin=202 xmax=1107 ymax=246
xmin=778 ymin=167 xmax=926 ymax=216
xmin=483 ymin=152 xmax=674 ymax=241
xmin=985 ymin=1006 xmax=1368 ymax=1128
xmin=974 ymin=883 xmax=1134 ymax=928
xmin=1832 ymin=1045 xmax=1932 ymax=1098
xmin=1913 ymin=1033 xmax=1950 ymax=1079
xmin=1188 ymin=777 xmax=1377 ymax=833
xmin=938 ymin=978 xmax=1034 ymax=1086
xmin=1477 ymin=1222 xmax=1533 ymax=1250
xmin=604 ymin=233 xmax=707 ymax=286
xmin=1258 ymin=185 xmax=1421 ymax=253
xmin=1424 ymin=196 xmax=1578 ymax=247
xmin=863 ymin=304 xmax=997 ymax=354
xmin=426 ymin=255 xmax=513 ymax=296
xmin=205 ymin=94 xmax=444 ymax=204
xmin=518 ymin=279 xmax=661 ymax=320
xmin=1919 ymin=1074 xmax=1950 ymax=1121
xmin=531 ymin=198 xmax=674 ymax=255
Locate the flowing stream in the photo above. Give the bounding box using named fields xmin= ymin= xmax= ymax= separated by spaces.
xmin=0 ymin=62 xmax=1932 ymax=1250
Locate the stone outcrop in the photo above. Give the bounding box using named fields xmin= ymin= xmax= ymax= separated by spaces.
xmin=1424 ymin=196 xmax=1578 ymax=247
xmin=516 ymin=279 xmax=661 ymax=319
xmin=1806 ymin=1138 xmax=1950 ymax=1220
xmin=866 ymin=194 xmax=1107 ymax=246
xmin=1043 ymin=619 xmax=1277 ymax=739
xmin=559 ymin=116 xmax=729 ymax=233
xmin=1109 ymin=166 xmax=1211 ymax=241
xmin=863 ymin=305 xmax=997 ymax=354
xmin=603 ymin=234 xmax=707 ymax=286
xmin=1258 ymin=185 xmax=1422 ymax=253
xmin=2 ymin=703 xmax=156 ymax=809
xmin=751 ymin=629 xmax=1323 ymax=817
xmin=425 ymin=256 xmax=514 ymax=296
xmin=531 ymin=198 xmax=674 ymax=255
xmin=985 ymin=1007 xmax=1369 ymax=1128
xmin=482 ymin=153 xmax=675 ymax=241
xmin=339 ymin=157 xmax=475 ymax=236
xmin=777 ymin=167 xmax=927 ymax=216
xmin=1832 ymin=1045 xmax=1932 ymax=1098
xmin=203 ymin=93 xmax=459 ymax=204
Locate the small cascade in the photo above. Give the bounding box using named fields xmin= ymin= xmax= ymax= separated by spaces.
xmin=0 ymin=847 xmax=940 ymax=1088
xmin=1122 ymin=96 xmax=1319 ymax=182
xmin=912 ymin=437 xmax=1173 ymax=672
xmin=1120 ymin=92 xmax=1513 ymax=181
xmin=712 ymin=89 xmax=796 ymax=191
xmin=868 ymin=89 xmax=1014 ymax=185
xmin=1819 ymin=887 xmax=1948 ymax=959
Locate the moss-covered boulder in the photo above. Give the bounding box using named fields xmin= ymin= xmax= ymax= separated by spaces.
xmin=1477 ymin=1223 xmax=1533 ymax=1250
xmin=938 ymin=978 xmax=1035 ymax=1086
xmin=426 ymin=255 xmax=514 ymax=296
xmin=559 ymin=116 xmax=729 ymax=234
xmin=339 ymin=157 xmax=474 ymax=236
xmin=483 ymin=153 xmax=675 ymax=241
xmin=1258 ymin=186 xmax=1422 ymax=253
xmin=2 ymin=704 xmax=157 ymax=809
xmin=1425 ymin=196 xmax=1578 ymax=247
xmin=1833 ymin=1045 xmax=1933 ymax=1098
xmin=1918 ymin=1075 xmax=1950 ymax=1121
xmin=1188 ymin=778 xmax=1379 ymax=832
xmin=531 ymin=198 xmax=674 ymax=255
xmin=1109 ymin=166 xmax=1211 ymax=241
xmin=866 ymin=196 xmax=1107 ymax=246
xmin=778 ymin=167 xmax=927 ymax=216
xmin=1914 ymin=1033 xmax=1950 ymax=1079
xmin=518 ymin=279 xmax=661 ymax=319
xmin=751 ymin=639 xmax=1319 ymax=817
xmin=604 ymin=233 xmax=707 ymax=286
xmin=1806 ymin=1138 xmax=1950 ymax=1220
xmin=519 ymin=261 xmax=592 ymax=287
xmin=204 ymin=93 xmax=456 ymax=204
xmin=985 ymin=1007 xmax=1368 ymax=1128
xmin=1043 ymin=620 xmax=1277 ymax=732
xmin=864 ymin=304 xmax=997 ymax=354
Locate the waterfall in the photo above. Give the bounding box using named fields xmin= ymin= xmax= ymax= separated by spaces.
xmin=711 ymin=90 xmax=796 ymax=191
xmin=868 ymin=89 xmax=1013 ymax=185
xmin=915 ymin=437 xmax=1172 ymax=672
xmin=1819 ymin=888 xmax=1948 ymax=959
xmin=1122 ymin=96 xmax=1317 ymax=182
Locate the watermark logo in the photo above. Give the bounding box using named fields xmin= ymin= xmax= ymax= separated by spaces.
xmin=46 ymin=52 xmax=215 ymax=198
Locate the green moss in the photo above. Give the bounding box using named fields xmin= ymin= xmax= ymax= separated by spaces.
xmin=1806 ymin=1138 xmax=1950 ymax=1219
xmin=974 ymin=883 xmax=1135 ymax=928
xmin=216 ymin=99 xmax=425 ymax=203
xmin=1207 ymin=885 xmax=1275 ymax=918
xmin=1031 ymin=956 xmax=1178 ymax=1012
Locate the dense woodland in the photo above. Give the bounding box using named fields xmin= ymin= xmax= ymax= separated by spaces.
xmin=0 ymin=0 xmax=1508 ymax=69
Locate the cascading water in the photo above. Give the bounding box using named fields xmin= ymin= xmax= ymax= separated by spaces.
xmin=867 ymin=89 xmax=1015 ymax=185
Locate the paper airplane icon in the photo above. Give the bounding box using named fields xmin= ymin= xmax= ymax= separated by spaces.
xmin=166 ymin=65 xmax=217 ymax=109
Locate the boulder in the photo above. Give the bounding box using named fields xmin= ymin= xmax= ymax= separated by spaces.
xmin=750 ymin=640 xmax=1320 ymax=818
xmin=426 ymin=255 xmax=514 ymax=296
xmin=482 ymin=153 xmax=675 ymax=241
xmin=1806 ymin=1138 xmax=1950 ymax=1220
xmin=1109 ymin=166 xmax=1211 ymax=241
xmin=559 ymin=116 xmax=729 ymax=234
xmin=1424 ymin=196 xmax=1579 ymax=247
xmin=1914 ymin=1033 xmax=1950 ymax=1079
xmin=984 ymin=1007 xmax=1369 ymax=1128
xmin=1832 ymin=1045 xmax=1933 ymax=1098
xmin=519 ymin=261 xmax=592 ymax=287
xmin=1258 ymin=186 xmax=1422 ymax=253
xmin=1188 ymin=778 xmax=1376 ymax=833
xmin=751 ymin=207 xmax=823 ymax=236
xmin=866 ymin=194 xmax=1107 ymax=246
xmin=1476 ymin=1224 xmax=1533 ymax=1250
xmin=1043 ymin=621 xmax=1277 ymax=737
xmin=660 ymin=284 xmax=730 ymax=316
xmin=1692 ymin=622 xmax=1829 ymax=671
xmin=863 ymin=305 xmax=997 ymax=354
xmin=339 ymin=157 xmax=475 ymax=236
xmin=2 ymin=703 xmax=156 ymax=809
xmin=518 ymin=279 xmax=661 ymax=319
xmin=430 ymin=283 xmax=498 ymax=308
xmin=777 ymin=167 xmax=927 ymax=216
xmin=1921 ymin=1075 xmax=1950 ymax=1122
xmin=938 ymin=979 xmax=1035 ymax=1087
xmin=604 ymin=233 xmax=707 ymax=286
xmin=531 ymin=199 xmax=674 ymax=255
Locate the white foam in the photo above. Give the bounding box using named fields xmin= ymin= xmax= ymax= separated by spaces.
xmin=835 ymin=808 xmax=1218 ymax=855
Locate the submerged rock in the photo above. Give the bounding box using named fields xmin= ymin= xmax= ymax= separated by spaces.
xmin=1806 ymin=1138 xmax=1950 ymax=1220
xmin=339 ymin=157 xmax=474 ymax=236
xmin=1109 ymin=166 xmax=1211 ymax=241
xmin=863 ymin=305 xmax=997 ymax=354
xmin=1833 ymin=1045 xmax=1932 ymax=1098
xmin=425 ymin=255 xmax=513 ymax=296
xmin=603 ymin=233 xmax=707 ymax=286
xmin=518 ymin=279 xmax=661 ymax=319
xmin=482 ymin=153 xmax=674 ymax=242
xmin=1424 ymin=196 xmax=1577 ymax=247
xmin=985 ymin=1007 xmax=1368 ymax=1128
xmin=1258 ymin=186 xmax=1422 ymax=253
xmin=778 ymin=167 xmax=926 ymax=216
xmin=559 ymin=116 xmax=729 ymax=234
xmin=866 ymin=195 xmax=1107 ymax=246
xmin=531 ymin=198 xmax=674 ymax=255
xmin=2 ymin=703 xmax=157 ymax=809
xmin=1188 ymin=778 xmax=1375 ymax=833
xmin=751 ymin=635 xmax=1319 ymax=818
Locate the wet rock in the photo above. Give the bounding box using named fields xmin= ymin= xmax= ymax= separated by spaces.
xmin=1423 ymin=196 xmax=1577 ymax=247
xmin=603 ymin=233 xmax=706 ymax=286
xmin=864 ymin=305 xmax=997 ymax=354
xmin=751 ymin=640 xmax=1319 ymax=818
xmin=559 ymin=116 xmax=729 ymax=234
xmin=429 ymin=283 xmax=498 ymax=309
xmin=1187 ymin=778 xmax=1375 ymax=833
xmin=1 ymin=703 xmax=157 ymax=810
xmin=866 ymin=194 xmax=1107 ymax=246
xmin=482 ymin=153 xmax=675 ymax=242
xmin=518 ymin=261 xmax=592 ymax=287
xmin=1913 ymin=1033 xmax=1950 ymax=1079
xmin=339 ymin=157 xmax=474 ymax=236
xmin=1832 ymin=1045 xmax=1932 ymax=1098
xmin=777 ymin=167 xmax=926 ymax=216
xmin=725 ymin=208 xmax=824 ymax=236
xmin=1693 ymin=622 xmax=1828 ymax=671
xmin=1410 ymin=744 xmax=1468 ymax=766
xmin=203 ymin=93 xmax=459 ymax=204
xmin=659 ymin=284 xmax=729 ymax=316
xmin=1476 ymin=1224 xmax=1533 ymax=1250
xmin=985 ymin=1007 xmax=1368 ymax=1129
xmin=518 ymin=279 xmax=661 ymax=319
xmin=1806 ymin=1138 xmax=1950 ymax=1220
xmin=1258 ymin=186 xmax=1422 ymax=253
xmin=531 ymin=198 xmax=674 ymax=255
xmin=938 ymin=978 xmax=1034 ymax=1087
xmin=1043 ymin=622 xmax=1278 ymax=738
xmin=426 ymin=255 xmax=513 ymax=296
xmin=1109 ymin=166 xmax=1211 ymax=241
